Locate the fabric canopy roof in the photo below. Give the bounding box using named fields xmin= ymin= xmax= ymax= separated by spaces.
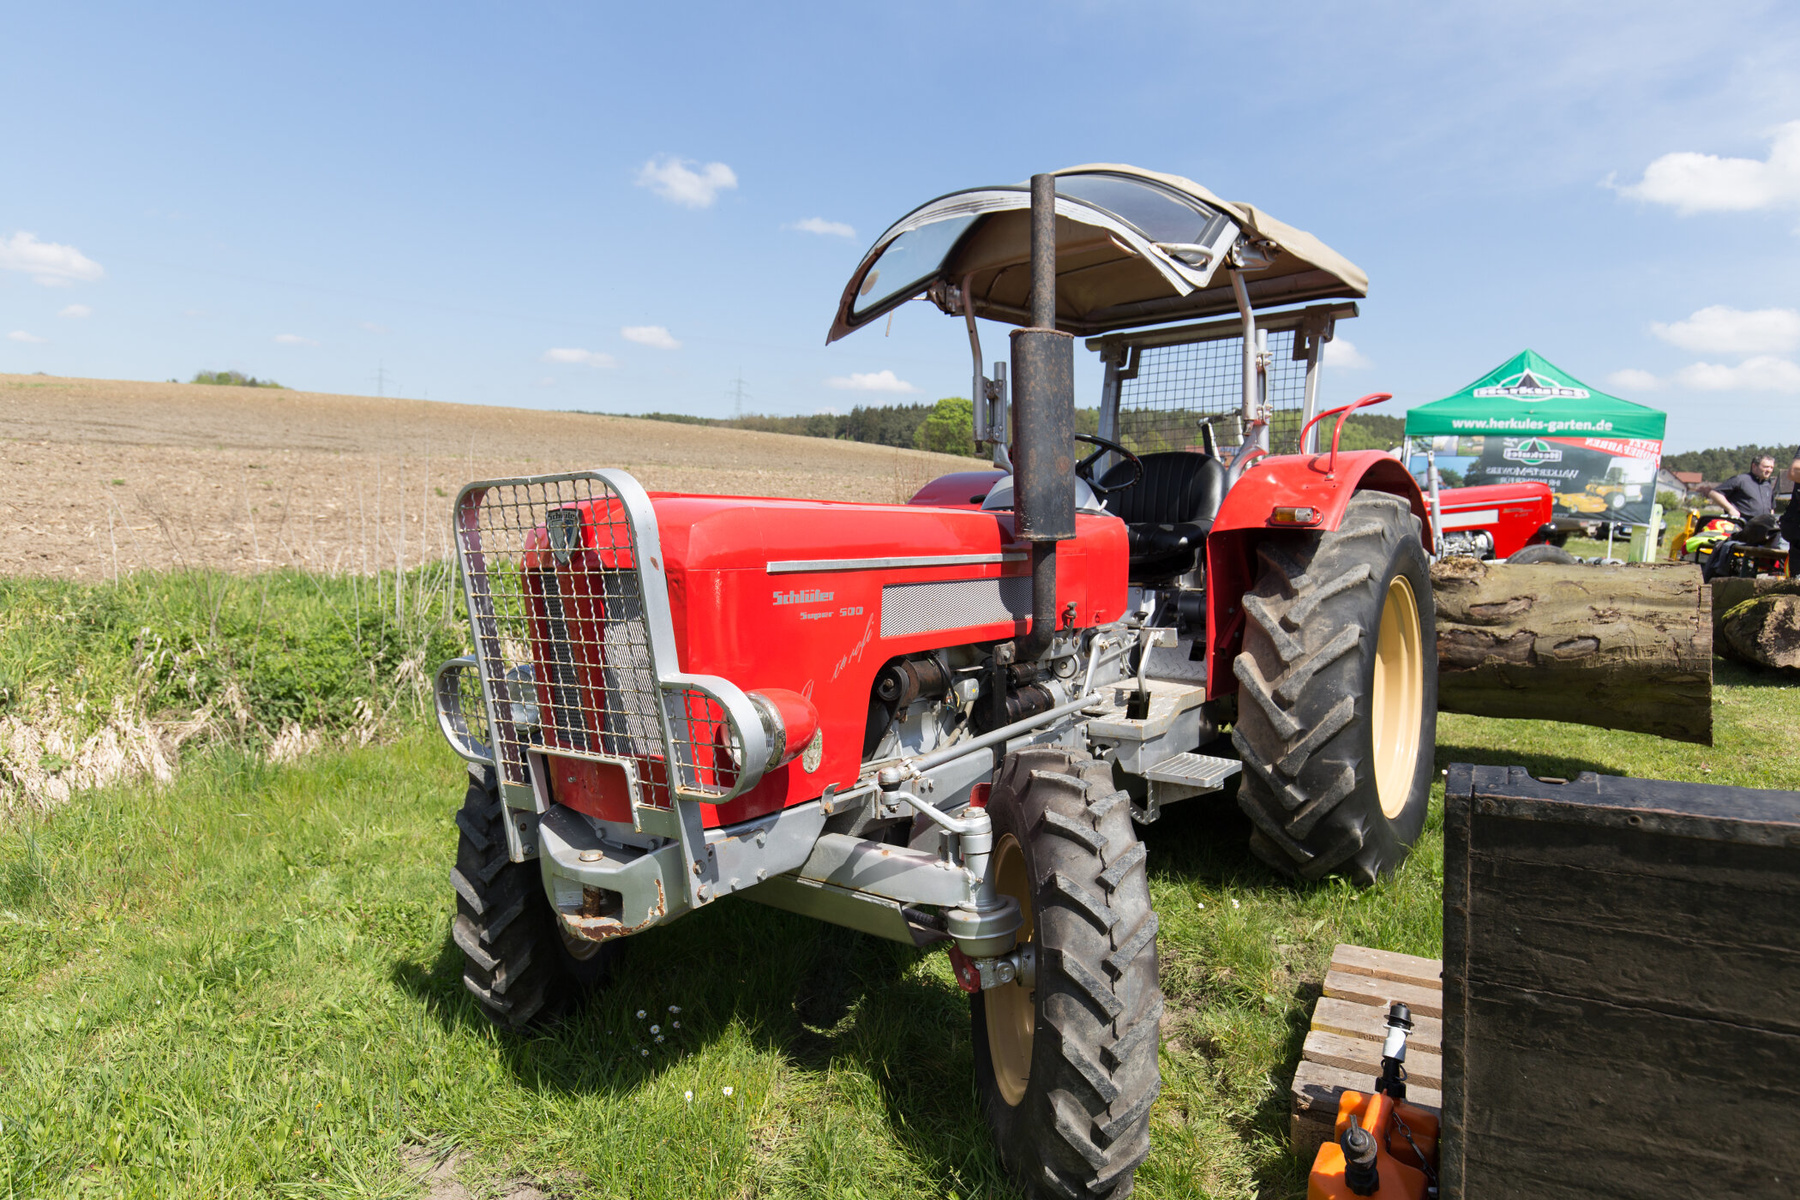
xmin=826 ymin=164 xmax=1369 ymax=343
xmin=1405 ymin=350 xmax=1666 ymax=442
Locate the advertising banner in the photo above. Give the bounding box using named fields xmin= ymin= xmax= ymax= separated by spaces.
xmin=1404 ymin=350 xmax=1667 ymax=526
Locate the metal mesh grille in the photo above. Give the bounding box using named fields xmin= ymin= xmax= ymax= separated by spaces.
xmin=455 ymin=474 xmax=737 ymax=808
xmin=1117 ymin=328 xmax=1309 ymax=456
xmin=453 ymin=662 xmax=491 ymax=752
xmin=881 ymin=576 xmax=1032 ymax=638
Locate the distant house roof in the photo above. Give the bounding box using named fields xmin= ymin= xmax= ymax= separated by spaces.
xmin=1673 ymin=471 xmax=1704 ymax=486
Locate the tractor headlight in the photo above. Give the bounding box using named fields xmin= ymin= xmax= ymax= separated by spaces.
xmin=746 ymin=688 xmax=820 ymax=774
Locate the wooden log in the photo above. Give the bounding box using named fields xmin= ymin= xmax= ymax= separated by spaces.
xmin=1708 ymin=575 xmax=1800 ymax=643
xmin=1431 ymin=559 xmax=1713 ymax=745
xmin=1719 ymin=592 xmax=1800 ymax=670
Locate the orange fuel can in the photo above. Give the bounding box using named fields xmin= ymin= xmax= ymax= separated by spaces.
xmin=1306 ymin=1089 xmax=1438 ymax=1200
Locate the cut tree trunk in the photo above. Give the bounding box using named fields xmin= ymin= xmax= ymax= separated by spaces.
xmin=1430 ymin=559 xmax=1713 ymax=745
xmin=1719 ymin=593 xmax=1800 ymax=671
xmin=1709 ymin=576 xmax=1800 ymax=644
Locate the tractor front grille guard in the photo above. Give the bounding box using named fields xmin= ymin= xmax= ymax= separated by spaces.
xmin=451 ymin=470 xmax=770 ymax=814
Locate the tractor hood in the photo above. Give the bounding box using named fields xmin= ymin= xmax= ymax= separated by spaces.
xmin=827 ymin=164 xmax=1368 ymax=342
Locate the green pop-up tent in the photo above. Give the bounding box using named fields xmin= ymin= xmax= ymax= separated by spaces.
xmin=1404 ymin=349 xmax=1667 ymax=526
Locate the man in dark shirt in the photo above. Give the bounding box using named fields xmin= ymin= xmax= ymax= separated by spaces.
xmin=1701 ymin=455 xmax=1778 ymax=521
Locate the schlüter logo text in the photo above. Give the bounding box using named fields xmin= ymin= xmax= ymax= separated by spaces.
xmin=773 ymin=588 xmax=834 ymax=606
xmin=1502 ymin=438 xmax=1563 ymax=466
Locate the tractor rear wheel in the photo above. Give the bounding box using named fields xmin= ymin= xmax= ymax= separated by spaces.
xmin=450 ymin=766 xmax=618 ymax=1029
xmin=1231 ymin=490 xmax=1437 ymax=885
xmin=973 ymin=748 xmax=1162 ymax=1200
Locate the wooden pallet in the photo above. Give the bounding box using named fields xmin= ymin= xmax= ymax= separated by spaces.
xmin=1291 ymin=944 xmax=1444 ymax=1159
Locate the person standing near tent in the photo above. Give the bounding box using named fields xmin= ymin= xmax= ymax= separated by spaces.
xmin=1699 ymin=455 xmax=1780 ymax=523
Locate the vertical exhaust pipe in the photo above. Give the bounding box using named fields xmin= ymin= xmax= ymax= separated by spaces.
xmin=1011 ymin=174 xmax=1075 ymax=661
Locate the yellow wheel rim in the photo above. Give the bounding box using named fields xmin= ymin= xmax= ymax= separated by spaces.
xmin=1371 ymin=574 xmax=1424 ymax=820
xmin=986 ymin=833 xmax=1035 ymax=1106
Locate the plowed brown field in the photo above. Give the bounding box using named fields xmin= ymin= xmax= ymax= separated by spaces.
xmin=0 ymin=374 xmax=970 ymax=578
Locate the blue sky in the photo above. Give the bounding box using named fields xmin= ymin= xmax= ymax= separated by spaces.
xmin=2 ymin=1 xmax=1798 ymax=452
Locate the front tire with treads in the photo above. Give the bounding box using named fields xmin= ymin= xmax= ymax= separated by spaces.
xmin=974 ymin=748 xmax=1162 ymax=1200
xmin=1230 ymin=490 xmax=1436 ymax=885
xmin=450 ymin=766 xmax=618 ymax=1029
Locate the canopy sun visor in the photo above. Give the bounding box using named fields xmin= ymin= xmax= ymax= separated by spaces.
xmin=827 ymin=164 xmax=1369 ymax=343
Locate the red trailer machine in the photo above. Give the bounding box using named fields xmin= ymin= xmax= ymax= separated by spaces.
xmin=1427 ymin=481 xmax=1556 ymax=561
xmin=434 ymin=168 xmax=1442 ymax=1199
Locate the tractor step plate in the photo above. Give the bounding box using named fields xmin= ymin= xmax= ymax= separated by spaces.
xmin=1143 ymin=752 xmax=1241 ymax=789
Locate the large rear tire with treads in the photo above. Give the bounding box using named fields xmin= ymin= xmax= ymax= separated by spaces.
xmin=973 ymin=748 xmax=1162 ymax=1199
xmin=1230 ymin=490 xmax=1437 ymax=885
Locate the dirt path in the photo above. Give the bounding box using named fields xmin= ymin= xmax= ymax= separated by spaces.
xmin=0 ymin=374 xmax=969 ymax=578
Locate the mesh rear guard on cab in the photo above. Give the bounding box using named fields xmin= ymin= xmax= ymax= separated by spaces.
xmin=1116 ymin=328 xmax=1308 ymax=455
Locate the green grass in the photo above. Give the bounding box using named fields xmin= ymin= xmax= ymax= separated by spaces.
xmin=0 ymin=570 xmax=463 ymax=813
xmin=1 ymin=594 xmax=1796 ymax=1196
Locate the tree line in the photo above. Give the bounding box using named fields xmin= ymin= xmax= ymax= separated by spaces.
xmin=607 ymin=401 xmax=1401 ymax=459
xmin=1659 ymin=444 xmax=1798 ymax=482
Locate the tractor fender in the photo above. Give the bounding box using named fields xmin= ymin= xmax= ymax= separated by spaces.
xmin=1203 ymin=451 xmax=1428 ymax=700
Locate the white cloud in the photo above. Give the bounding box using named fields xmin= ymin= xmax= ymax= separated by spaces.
xmin=542 ymin=347 xmax=617 ymax=368
xmin=788 ymin=217 xmax=857 ymax=238
xmin=361 ymin=321 xmax=390 ymax=334
xmin=1322 ymin=336 xmax=1370 ymax=369
xmin=635 ymin=156 xmax=738 ymax=209
xmin=1616 ymin=121 xmax=1800 ymax=214
xmin=274 ymin=333 xmax=318 ymax=346
xmin=1673 ymin=356 xmax=1800 ymax=392
xmin=7 ymin=330 xmax=46 ymax=344
xmin=814 ymin=406 xmax=843 ymax=416
xmin=1605 ymin=368 xmax=1662 ymax=392
xmin=0 ymin=232 xmax=104 ymax=287
xmin=1651 ymin=305 xmax=1800 ymax=354
xmin=622 ymin=324 xmax=681 ymax=350
xmin=826 ymin=369 xmax=917 ymax=393
xmin=58 ymin=304 xmax=91 ymax=319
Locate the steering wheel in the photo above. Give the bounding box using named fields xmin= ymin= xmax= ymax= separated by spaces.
xmin=1074 ymin=434 xmax=1143 ymax=498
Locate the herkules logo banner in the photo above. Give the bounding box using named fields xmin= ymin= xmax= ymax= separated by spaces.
xmin=1473 ymin=369 xmax=1590 ymax=401
xmin=1502 ymin=438 xmax=1563 ymax=466
xmin=1431 ymin=435 xmax=1660 ymax=526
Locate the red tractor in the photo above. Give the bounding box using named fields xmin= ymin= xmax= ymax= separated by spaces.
xmin=434 ymin=167 xmax=1439 ymax=1199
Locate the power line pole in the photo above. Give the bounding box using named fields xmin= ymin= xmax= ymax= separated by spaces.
xmin=728 ymin=369 xmax=750 ymax=418
xmin=373 ymin=361 xmax=390 ymax=397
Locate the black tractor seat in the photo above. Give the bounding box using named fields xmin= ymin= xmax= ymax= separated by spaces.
xmin=1097 ymin=451 xmax=1227 ymax=583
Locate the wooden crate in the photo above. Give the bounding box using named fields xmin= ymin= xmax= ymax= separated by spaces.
xmin=1290 ymin=943 xmax=1444 ymax=1159
xmin=1442 ymin=764 xmax=1800 ymax=1200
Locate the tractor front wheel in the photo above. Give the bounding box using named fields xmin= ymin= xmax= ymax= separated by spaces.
xmin=972 ymin=748 xmax=1162 ymax=1200
xmin=450 ymin=766 xmax=619 ymax=1029
xmin=1231 ymin=490 xmax=1437 ymax=885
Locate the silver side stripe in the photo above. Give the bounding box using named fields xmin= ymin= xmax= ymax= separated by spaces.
xmin=767 ymin=551 xmax=1027 ymax=575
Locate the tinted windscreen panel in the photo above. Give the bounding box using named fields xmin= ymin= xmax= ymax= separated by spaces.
xmin=852 ymin=215 xmax=979 ymax=316
xmin=1056 ymin=174 xmax=1216 ymax=244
